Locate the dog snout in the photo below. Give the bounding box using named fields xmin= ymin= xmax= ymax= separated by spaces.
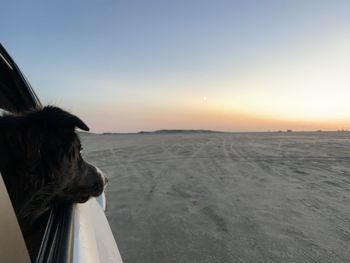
xmin=94 ymin=166 xmax=108 ymax=186
xmin=87 ymin=165 xmax=106 ymax=196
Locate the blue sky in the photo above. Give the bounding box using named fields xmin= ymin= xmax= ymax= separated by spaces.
xmin=1 ymin=1 xmax=350 ymax=132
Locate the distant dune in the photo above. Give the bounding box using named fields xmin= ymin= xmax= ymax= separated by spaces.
xmin=137 ymin=129 xmax=223 ymax=134
xmin=98 ymin=129 xmax=223 ymax=135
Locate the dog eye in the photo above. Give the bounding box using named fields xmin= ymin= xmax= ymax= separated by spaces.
xmin=80 ymin=146 xmax=84 ymax=153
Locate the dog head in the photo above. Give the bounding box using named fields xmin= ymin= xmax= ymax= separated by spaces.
xmin=0 ymin=106 xmax=106 ymax=229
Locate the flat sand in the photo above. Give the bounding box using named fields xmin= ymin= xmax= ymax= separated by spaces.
xmin=80 ymin=132 xmax=350 ymax=263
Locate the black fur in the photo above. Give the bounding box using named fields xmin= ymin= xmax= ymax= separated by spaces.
xmin=0 ymin=106 xmax=105 ymax=252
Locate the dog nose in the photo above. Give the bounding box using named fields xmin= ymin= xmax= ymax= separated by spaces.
xmin=93 ymin=165 xmax=108 ymax=187
xmin=95 ymin=166 xmax=103 ymax=176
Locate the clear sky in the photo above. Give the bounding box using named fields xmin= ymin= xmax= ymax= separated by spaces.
xmin=1 ymin=0 xmax=350 ymax=132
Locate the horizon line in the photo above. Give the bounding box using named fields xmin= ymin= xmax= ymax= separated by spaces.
xmin=81 ymin=128 xmax=350 ymax=135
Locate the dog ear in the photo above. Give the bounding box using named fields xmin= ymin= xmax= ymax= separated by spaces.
xmin=41 ymin=106 xmax=89 ymax=132
xmin=68 ymin=115 xmax=90 ymax=131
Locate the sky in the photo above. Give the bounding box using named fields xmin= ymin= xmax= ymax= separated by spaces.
xmin=1 ymin=0 xmax=350 ymax=132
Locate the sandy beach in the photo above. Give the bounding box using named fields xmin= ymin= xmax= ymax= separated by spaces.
xmin=81 ymin=132 xmax=350 ymax=263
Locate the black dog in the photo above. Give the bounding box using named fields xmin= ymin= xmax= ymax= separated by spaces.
xmin=0 ymin=106 xmax=106 ymax=255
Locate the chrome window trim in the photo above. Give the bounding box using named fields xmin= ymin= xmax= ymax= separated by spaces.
xmin=35 ymin=204 xmax=74 ymax=263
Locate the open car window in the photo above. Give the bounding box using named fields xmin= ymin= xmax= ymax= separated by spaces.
xmin=1 ymin=43 xmax=122 ymax=263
